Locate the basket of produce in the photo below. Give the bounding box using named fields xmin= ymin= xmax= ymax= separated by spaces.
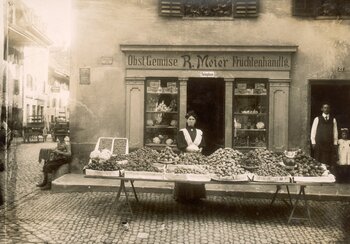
xmin=84 ymin=151 xmax=124 ymax=176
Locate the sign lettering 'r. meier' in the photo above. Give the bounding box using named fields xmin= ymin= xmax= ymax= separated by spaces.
xmin=126 ymin=53 xmax=291 ymax=71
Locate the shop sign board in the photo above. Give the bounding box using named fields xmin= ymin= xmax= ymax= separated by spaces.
xmin=200 ymin=71 xmax=215 ymax=77
xmin=125 ymin=52 xmax=292 ymax=71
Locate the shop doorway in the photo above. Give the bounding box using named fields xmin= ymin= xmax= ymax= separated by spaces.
xmin=310 ymin=81 xmax=350 ymax=132
xmin=187 ymin=78 xmax=225 ymax=155
xmin=310 ymin=81 xmax=350 ymax=182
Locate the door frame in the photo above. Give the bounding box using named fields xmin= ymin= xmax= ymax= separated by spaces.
xmin=308 ymin=79 xmax=350 ymax=150
xmin=186 ymin=77 xmax=226 ymax=154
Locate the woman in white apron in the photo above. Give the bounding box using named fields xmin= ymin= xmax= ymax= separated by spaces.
xmin=174 ymin=111 xmax=206 ymax=202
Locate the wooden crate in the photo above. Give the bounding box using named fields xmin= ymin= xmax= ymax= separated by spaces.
xmin=85 ymin=169 xmax=121 ymax=177
xmin=211 ymin=174 xmax=251 ymax=182
xmin=124 ymin=171 xmax=165 ymax=180
xmin=252 ymin=175 xmax=292 ymax=183
xmin=293 ymin=174 xmax=335 ymax=183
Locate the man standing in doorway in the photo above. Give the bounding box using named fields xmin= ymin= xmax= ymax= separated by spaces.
xmin=311 ymin=103 xmax=338 ymax=167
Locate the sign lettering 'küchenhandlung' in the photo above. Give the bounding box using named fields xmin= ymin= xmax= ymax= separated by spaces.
xmin=126 ymin=53 xmax=291 ymax=70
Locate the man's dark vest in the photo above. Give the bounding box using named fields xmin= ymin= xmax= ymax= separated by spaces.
xmin=315 ymin=115 xmax=334 ymax=149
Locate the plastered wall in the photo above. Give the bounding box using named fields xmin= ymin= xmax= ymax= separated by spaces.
xmin=70 ymin=0 xmax=350 ymax=171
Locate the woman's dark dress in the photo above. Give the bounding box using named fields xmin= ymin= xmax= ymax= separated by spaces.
xmin=174 ymin=127 xmax=206 ymax=202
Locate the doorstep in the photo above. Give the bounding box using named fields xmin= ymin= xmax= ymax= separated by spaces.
xmin=52 ymin=173 xmax=350 ymax=201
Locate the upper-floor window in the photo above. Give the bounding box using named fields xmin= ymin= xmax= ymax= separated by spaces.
xmin=26 ymin=74 xmax=33 ymax=90
xmin=159 ymin=0 xmax=259 ymax=18
xmin=293 ymin=0 xmax=350 ymax=17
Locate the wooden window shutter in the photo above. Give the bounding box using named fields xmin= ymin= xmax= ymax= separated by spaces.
xmin=292 ymin=0 xmax=317 ymax=17
xmin=234 ymin=0 xmax=259 ymax=18
xmin=159 ymin=0 xmax=183 ymax=17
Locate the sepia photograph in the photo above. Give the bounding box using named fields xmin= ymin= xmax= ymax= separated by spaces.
xmin=1 ymin=0 xmax=350 ymax=243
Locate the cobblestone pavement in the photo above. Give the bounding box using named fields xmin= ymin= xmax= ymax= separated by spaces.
xmin=1 ymin=191 xmax=350 ymax=243
xmin=0 ymin=140 xmax=350 ymax=243
xmin=0 ymin=138 xmax=56 ymax=205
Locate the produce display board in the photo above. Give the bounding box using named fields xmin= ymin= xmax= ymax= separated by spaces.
xmin=293 ymin=174 xmax=336 ymax=183
xmin=84 ymin=147 xmax=336 ymax=184
xmin=85 ymin=169 xmax=122 ymax=177
xmin=94 ymin=137 xmax=129 ymax=155
xmin=211 ymin=174 xmax=251 ymax=182
xmin=252 ymin=175 xmax=292 ymax=183
xmin=124 ymin=171 xmax=166 ymax=180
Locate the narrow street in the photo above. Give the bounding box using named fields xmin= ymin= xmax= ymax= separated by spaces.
xmin=0 ymin=139 xmax=349 ymax=243
xmin=2 ymin=138 xmax=56 ymax=205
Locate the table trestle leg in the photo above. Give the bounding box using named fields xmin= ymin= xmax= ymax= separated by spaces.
xmin=130 ymin=180 xmax=139 ymax=202
xmin=270 ymin=185 xmax=293 ymax=208
xmin=115 ymin=180 xmax=134 ymax=218
xmin=288 ymin=185 xmax=311 ymax=224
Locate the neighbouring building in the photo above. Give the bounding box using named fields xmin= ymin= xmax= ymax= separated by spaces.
xmin=5 ymin=0 xmax=51 ymax=134
xmin=70 ymin=0 xmax=350 ymax=173
xmin=47 ymin=65 xmax=69 ymax=128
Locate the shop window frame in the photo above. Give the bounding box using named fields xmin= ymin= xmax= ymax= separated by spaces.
xmin=232 ymin=78 xmax=269 ymax=151
xmin=159 ymin=0 xmax=259 ymax=19
xmin=293 ymin=0 xmax=350 ymax=19
xmin=144 ymin=77 xmax=180 ymax=150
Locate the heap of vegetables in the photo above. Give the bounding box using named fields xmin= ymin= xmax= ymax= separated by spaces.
xmin=177 ymin=152 xmax=207 ymax=165
xmin=287 ymin=150 xmax=327 ymax=176
xmin=85 ymin=146 xmax=328 ymax=178
xmin=85 ymin=147 xmax=161 ymax=172
xmin=241 ymin=149 xmax=289 ymax=177
xmin=173 ymin=167 xmax=207 ymax=174
xmin=157 ymin=146 xmax=179 ymax=164
xmin=205 ymin=148 xmax=246 ymax=177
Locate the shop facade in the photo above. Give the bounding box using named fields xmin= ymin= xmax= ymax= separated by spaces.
xmin=69 ymin=0 xmax=350 ymax=173
xmin=122 ymin=45 xmax=296 ymax=155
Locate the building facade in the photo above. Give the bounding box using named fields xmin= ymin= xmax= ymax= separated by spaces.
xmin=70 ymin=0 xmax=350 ymax=172
xmin=47 ymin=66 xmax=69 ymax=128
xmin=5 ymin=0 xmax=51 ymax=133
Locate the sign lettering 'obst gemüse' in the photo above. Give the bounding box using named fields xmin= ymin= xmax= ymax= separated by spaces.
xmin=126 ymin=53 xmax=291 ymax=71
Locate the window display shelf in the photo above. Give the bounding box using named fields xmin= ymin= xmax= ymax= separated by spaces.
xmin=233 ymin=79 xmax=269 ymax=150
xmin=234 ymin=94 xmax=267 ymax=96
xmin=147 ymin=92 xmax=178 ymax=95
xmin=145 ymin=78 xmax=179 ymax=150
xmin=146 ymin=126 xmax=177 ymax=129
xmin=146 ymin=111 xmax=178 ymax=114
xmin=235 ymin=129 xmax=266 ymax=132
xmin=234 ymin=146 xmax=267 ymax=149
xmin=145 ymin=143 xmax=177 ymax=148
xmin=234 ymin=113 xmax=267 ymax=116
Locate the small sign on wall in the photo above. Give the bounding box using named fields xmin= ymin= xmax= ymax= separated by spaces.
xmin=79 ymin=68 xmax=91 ymax=85
xmin=200 ymin=71 xmax=215 ymax=77
xmin=100 ymin=56 xmax=113 ymax=65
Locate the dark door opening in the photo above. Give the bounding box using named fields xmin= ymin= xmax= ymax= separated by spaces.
xmin=311 ymin=83 xmax=350 ymax=132
xmin=187 ymin=78 xmax=225 ymax=155
xmin=311 ymin=82 xmax=350 ymax=182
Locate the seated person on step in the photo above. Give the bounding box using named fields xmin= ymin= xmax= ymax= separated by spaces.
xmin=36 ymin=134 xmax=71 ymax=190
